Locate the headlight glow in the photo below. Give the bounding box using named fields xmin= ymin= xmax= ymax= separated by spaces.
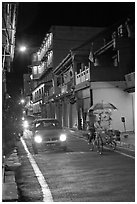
xmin=34 ymin=135 xmax=42 ymax=143
xmin=23 ymin=120 xmax=29 ymax=128
xmin=60 ymin=134 xmax=67 ymax=142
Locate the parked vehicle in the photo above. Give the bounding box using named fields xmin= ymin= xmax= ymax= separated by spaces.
xmin=31 ymin=118 xmax=67 ymax=153
xmin=22 ymin=115 xmax=36 ymax=130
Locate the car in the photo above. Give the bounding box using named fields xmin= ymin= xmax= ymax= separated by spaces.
xmin=22 ymin=115 xmax=36 ymax=130
xmin=31 ymin=118 xmax=67 ymax=153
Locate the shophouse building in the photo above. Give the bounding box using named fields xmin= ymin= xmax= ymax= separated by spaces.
xmin=52 ymin=46 xmax=91 ymax=130
xmin=47 ymin=17 xmax=135 ymax=132
xmin=23 ymin=74 xmax=33 ymax=97
xmin=28 ymin=18 xmax=134 ymax=132
xmin=2 ymin=2 xmax=18 ymax=107
xmin=2 ymin=2 xmax=18 ymax=153
xmin=30 ymin=26 xmax=105 ymax=117
xmin=88 ymin=18 xmax=135 ymax=132
xmin=23 ymin=74 xmax=34 ymax=115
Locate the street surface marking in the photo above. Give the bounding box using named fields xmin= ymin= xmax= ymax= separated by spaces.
xmin=104 ymin=146 xmax=135 ymax=159
xmin=66 ymin=152 xmax=85 ymax=154
xmin=21 ymin=137 xmax=53 ymax=202
xmin=114 ymin=149 xmax=135 ymax=159
xmin=117 ymin=146 xmax=135 ymax=152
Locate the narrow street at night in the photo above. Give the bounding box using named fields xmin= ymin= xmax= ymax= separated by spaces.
xmin=2 ymin=2 xmax=135 ymax=202
xmin=15 ymin=130 xmax=135 ymax=202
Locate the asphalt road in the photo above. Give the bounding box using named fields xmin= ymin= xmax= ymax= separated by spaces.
xmin=16 ymin=131 xmax=135 ymax=202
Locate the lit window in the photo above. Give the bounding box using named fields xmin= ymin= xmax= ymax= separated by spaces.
xmin=7 ymin=4 xmax=10 ymax=14
xmin=33 ymin=66 xmax=38 ymax=75
xmin=77 ymin=63 xmax=81 ymax=74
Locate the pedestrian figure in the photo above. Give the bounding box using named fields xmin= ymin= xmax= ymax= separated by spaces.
xmin=86 ymin=110 xmax=96 ymax=150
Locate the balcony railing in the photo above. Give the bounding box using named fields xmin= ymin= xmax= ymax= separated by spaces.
xmin=94 ymin=39 xmax=114 ymax=56
xmin=75 ymin=68 xmax=90 ymax=85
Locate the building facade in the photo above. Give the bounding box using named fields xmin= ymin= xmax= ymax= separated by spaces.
xmin=47 ymin=18 xmax=135 ymax=132
xmin=2 ymin=2 xmax=18 ymax=154
xmin=26 ymin=18 xmax=134 ymax=133
xmin=23 ymin=74 xmax=33 ymax=97
xmin=2 ymin=2 xmax=18 ymax=107
xmin=53 ymin=51 xmax=91 ymax=130
xmin=29 ymin=26 xmax=104 ymax=117
xmin=23 ymin=74 xmax=34 ymax=116
xmin=88 ymin=18 xmax=135 ymax=132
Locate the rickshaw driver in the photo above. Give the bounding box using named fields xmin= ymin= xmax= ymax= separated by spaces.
xmin=86 ymin=110 xmax=96 ymax=150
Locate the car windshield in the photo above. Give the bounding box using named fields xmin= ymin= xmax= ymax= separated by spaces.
xmin=35 ymin=120 xmax=61 ymax=129
xmin=25 ymin=115 xmax=35 ymax=124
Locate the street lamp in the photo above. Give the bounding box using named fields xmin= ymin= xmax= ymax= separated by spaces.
xmin=18 ymin=45 xmax=38 ymax=53
xmin=20 ymin=99 xmax=25 ymax=104
xmin=19 ymin=45 xmax=27 ymax=52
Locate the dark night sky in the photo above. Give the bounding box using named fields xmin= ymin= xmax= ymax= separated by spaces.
xmin=8 ymin=2 xmax=135 ymax=98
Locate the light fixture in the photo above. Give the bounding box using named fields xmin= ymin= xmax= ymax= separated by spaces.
xmin=21 ymin=99 xmax=25 ymax=104
xmin=19 ymin=46 xmax=27 ymax=52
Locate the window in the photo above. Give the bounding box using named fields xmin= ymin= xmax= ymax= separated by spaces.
xmin=39 ymin=89 xmax=41 ymax=96
xmin=33 ymin=66 xmax=38 ymax=75
xmin=112 ymin=54 xmax=118 ymax=67
xmin=61 ymin=74 xmax=64 ymax=84
xmin=70 ymin=70 xmax=73 ymax=77
xmin=57 ymin=77 xmax=61 ymax=86
xmin=35 ymin=120 xmax=61 ymax=129
xmin=94 ymin=48 xmax=118 ymax=67
xmin=77 ymin=63 xmax=81 ymax=74
xmin=45 ymin=90 xmax=49 ymax=96
xmin=7 ymin=4 xmax=10 ymax=15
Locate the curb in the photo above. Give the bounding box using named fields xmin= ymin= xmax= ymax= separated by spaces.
xmin=2 ymin=171 xmax=18 ymax=202
xmin=2 ymin=148 xmax=21 ymax=201
xmin=116 ymin=141 xmax=135 ymax=151
xmin=67 ymin=128 xmax=135 ymax=151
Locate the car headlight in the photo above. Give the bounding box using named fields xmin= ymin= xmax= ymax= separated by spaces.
xmin=23 ymin=120 xmax=29 ymax=128
xmin=60 ymin=134 xmax=67 ymax=142
xmin=34 ymin=135 xmax=42 ymax=143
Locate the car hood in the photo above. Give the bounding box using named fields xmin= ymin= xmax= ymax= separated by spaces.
xmin=34 ymin=128 xmax=66 ymax=136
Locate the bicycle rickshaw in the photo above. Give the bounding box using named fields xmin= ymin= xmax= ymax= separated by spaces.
xmin=87 ymin=101 xmax=119 ymax=154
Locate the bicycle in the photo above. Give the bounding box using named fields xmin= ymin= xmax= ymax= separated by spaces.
xmin=102 ymin=129 xmax=117 ymax=150
xmin=95 ymin=129 xmax=117 ymax=151
xmin=88 ymin=130 xmax=103 ymax=154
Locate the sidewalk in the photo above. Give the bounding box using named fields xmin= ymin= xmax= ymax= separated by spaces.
xmin=118 ymin=131 xmax=135 ymax=151
xmin=2 ymin=148 xmax=21 ymax=202
xmin=67 ymin=128 xmax=135 ymax=151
